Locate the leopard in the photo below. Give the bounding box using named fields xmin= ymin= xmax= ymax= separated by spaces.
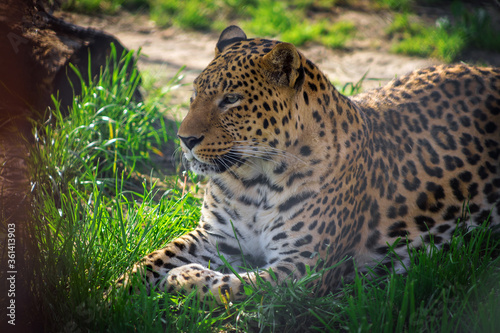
xmin=114 ymin=25 xmax=500 ymax=303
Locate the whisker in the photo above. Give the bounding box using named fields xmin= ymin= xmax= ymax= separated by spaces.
xmin=231 ymin=150 xmax=286 ymax=164
xmin=218 ymin=155 xmax=238 ymax=173
xmin=224 ymin=152 xmax=262 ymax=172
xmin=228 ymin=149 xmax=280 ymax=166
xmin=177 ymin=139 xmax=307 ymax=175
xmin=174 ymin=147 xmax=190 ymax=171
xmin=172 ymin=147 xmax=183 ymax=162
xmin=230 ymin=141 xmax=307 ymax=165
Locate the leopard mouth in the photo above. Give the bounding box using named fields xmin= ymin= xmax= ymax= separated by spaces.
xmin=183 ymin=150 xmax=243 ymax=175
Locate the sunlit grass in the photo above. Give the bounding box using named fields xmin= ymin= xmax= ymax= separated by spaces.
xmin=63 ymin=0 xmax=500 ymax=61
xmin=388 ymin=3 xmax=500 ymax=63
xmin=387 ymin=13 xmax=464 ymax=63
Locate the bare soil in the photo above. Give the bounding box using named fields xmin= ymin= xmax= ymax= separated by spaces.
xmin=57 ymin=5 xmax=500 ymax=118
xmin=54 ymin=10 xmax=437 ymax=114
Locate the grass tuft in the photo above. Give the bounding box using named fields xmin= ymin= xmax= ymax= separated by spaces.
xmin=387 ymin=13 xmax=465 ymax=62
xmin=242 ymin=0 xmax=355 ymax=48
xmin=335 ymin=221 xmax=500 ymax=332
xmin=388 ymin=4 xmax=500 ymax=62
xmin=375 ymin=0 xmax=413 ymax=12
xmin=32 ymin=45 xmax=169 ymax=196
xmin=62 ymin=0 xmax=500 ymax=61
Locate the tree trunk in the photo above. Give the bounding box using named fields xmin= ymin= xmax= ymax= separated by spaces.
xmin=0 ymin=1 xmax=139 ymax=331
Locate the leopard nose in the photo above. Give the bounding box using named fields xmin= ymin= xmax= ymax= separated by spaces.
xmin=178 ymin=135 xmax=204 ymax=150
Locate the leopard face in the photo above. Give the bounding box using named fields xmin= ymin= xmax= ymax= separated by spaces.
xmin=178 ymin=33 xmax=310 ymax=177
xmin=116 ymin=26 xmax=500 ymax=302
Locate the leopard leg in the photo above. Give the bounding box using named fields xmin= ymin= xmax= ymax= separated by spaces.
xmin=114 ymin=228 xmax=226 ymax=295
xmin=113 ymin=228 xmax=321 ymax=302
xmin=158 ymin=260 xmax=302 ymax=302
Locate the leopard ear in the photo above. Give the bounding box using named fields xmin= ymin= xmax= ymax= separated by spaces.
xmin=261 ymin=42 xmax=304 ymax=90
xmin=215 ymin=25 xmax=247 ymax=56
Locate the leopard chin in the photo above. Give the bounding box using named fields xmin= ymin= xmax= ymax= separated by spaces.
xmin=183 ymin=151 xmax=243 ymax=176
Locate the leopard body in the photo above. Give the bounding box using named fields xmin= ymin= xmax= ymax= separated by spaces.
xmin=116 ymin=26 xmax=500 ymax=301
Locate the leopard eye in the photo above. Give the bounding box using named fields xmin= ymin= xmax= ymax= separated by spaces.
xmin=220 ymin=94 xmax=241 ymax=107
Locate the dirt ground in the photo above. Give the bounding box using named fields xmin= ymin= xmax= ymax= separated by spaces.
xmin=57 ymin=6 xmax=500 ymax=118
xmin=55 ymin=10 xmax=441 ymax=113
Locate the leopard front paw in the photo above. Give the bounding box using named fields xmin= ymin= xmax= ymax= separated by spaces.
xmin=158 ymin=264 xmax=241 ymax=303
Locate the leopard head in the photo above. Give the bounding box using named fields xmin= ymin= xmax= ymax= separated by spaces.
xmin=177 ymin=26 xmax=306 ymax=175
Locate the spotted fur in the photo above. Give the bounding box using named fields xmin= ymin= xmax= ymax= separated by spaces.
xmin=115 ymin=26 xmax=500 ymax=302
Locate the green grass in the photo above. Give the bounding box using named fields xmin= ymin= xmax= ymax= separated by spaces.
xmin=338 ymin=224 xmax=500 ymax=332
xmin=450 ymin=2 xmax=500 ymax=53
xmin=387 ymin=13 xmax=466 ymax=63
xmin=28 ymin=49 xmax=500 ymax=332
xmin=63 ymin=0 xmax=356 ymax=49
xmin=375 ymin=0 xmax=413 ymax=12
xmin=149 ymin=0 xmax=223 ymax=31
xmin=63 ymin=0 xmax=128 ymax=14
xmin=63 ymin=0 xmax=152 ymax=13
xmin=36 ymin=45 xmax=168 ymax=189
xmin=388 ymin=3 xmax=500 ymax=62
xmin=242 ymin=1 xmax=355 ymax=48
xmin=62 ymin=0 xmax=500 ymax=60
